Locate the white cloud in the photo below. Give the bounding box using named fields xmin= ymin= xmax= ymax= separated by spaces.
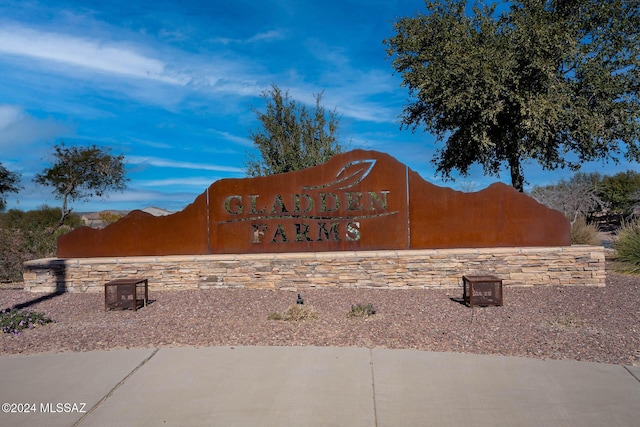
xmin=0 ymin=104 xmax=71 ymax=155
xmin=0 ymin=26 xmax=189 ymax=85
xmin=127 ymin=155 xmax=245 ymax=173
xmin=212 ymin=29 xmax=285 ymax=45
xmin=337 ymin=101 xmax=399 ymax=123
xmin=0 ymin=24 xmax=401 ymax=124
xmin=247 ymin=30 xmax=286 ymax=43
xmin=207 ymin=129 xmax=253 ymax=147
xmin=0 ymin=23 xmax=270 ymax=103
xmin=0 ymin=105 xmax=23 ymax=129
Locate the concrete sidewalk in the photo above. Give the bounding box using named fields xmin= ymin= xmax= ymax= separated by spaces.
xmin=1 ymin=346 xmax=639 ymax=427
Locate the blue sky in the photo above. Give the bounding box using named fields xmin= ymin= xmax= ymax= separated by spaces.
xmin=1 ymin=0 xmax=636 ymax=213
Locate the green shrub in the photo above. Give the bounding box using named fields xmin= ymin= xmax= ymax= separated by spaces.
xmin=571 ymin=216 xmax=601 ymax=245
xmin=268 ymin=304 xmax=319 ymax=321
xmin=347 ymin=303 xmax=377 ymax=318
xmin=613 ymin=220 xmax=640 ymax=273
xmin=0 ymin=206 xmax=80 ymax=282
xmin=0 ymin=309 xmax=54 ymax=335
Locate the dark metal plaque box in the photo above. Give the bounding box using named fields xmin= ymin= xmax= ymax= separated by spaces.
xmin=104 ymin=278 xmax=149 ymax=311
xmin=463 ymin=275 xmax=503 ymax=307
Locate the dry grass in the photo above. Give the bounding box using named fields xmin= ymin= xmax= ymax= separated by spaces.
xmin=547 ymin=313 xmax=586 ymax=329
xmin=347 ymin=303 xmax=377 ymax=318
xmin=612 ymin=219 xmax=640 ymax=274
xmin=268 ymin=304 xmax=319 ymax=322
xmin=571 ymin=217 xmax=601 ymax=245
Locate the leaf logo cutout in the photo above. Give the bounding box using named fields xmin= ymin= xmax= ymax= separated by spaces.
xmin=303 ymin=159 xmax=376 ymax=191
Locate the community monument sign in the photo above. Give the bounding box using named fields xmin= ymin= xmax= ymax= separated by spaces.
xmin=57 ymin=150 xmax=570 ymax=258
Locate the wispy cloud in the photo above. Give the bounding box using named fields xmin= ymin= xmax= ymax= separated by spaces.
xmin=0 ymin=104 xmax=22 ymax=128
xmin=0 ymin=104 xmax=71 ymax=155
xmin=206 ymin=129 xmax=253 ymax=147
xmin=249 ymin=30 xmax=286 ymax=43
xmin=0 ymin=22 xmax=401 ymax=124
xmin=127 ymin=155 xmax=245 ymax=173
xmin=0 ymin=23 xmax=267 ymax=103
xmin=212 ymin=29 xmax=286 ymax=45
xmin=0 ymin=26 xmax=189 ymax=85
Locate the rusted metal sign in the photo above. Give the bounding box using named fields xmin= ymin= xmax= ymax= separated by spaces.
xmin=57 ymin=150 xmax=570 ymax=257
xmin=209 ymin=155 xmax=408 ymax=253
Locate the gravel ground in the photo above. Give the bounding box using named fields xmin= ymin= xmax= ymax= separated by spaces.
xmin=1 ymin=272 xmax=639 ymax=365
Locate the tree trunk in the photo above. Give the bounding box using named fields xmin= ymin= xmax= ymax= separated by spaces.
xmin=508 ymin=155 xmax=525 ymax=192
xmin=53 ymin=193 xmax=71 ymax=233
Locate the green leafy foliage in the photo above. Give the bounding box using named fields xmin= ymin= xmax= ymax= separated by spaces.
xmin=0 ymin=308 xmax=54 ymax=335
xmin=385 ymin=0 xmax=640 ymax=191
xmin=613 ymin=220 xmax=640 ymax=274
xmin=245 ymin=84 xmax=343 ymax=176
xmin=0 ymin=163 xmax=21 ymax=211
xmin=598 ymin=171 xmax=640 ymax=218
xmin=99 ymin=211 xmax=124 ymax=226
xmin=34 ymin=143 xmax=128 ymax=227
xmin=0 ymin=206 xmax=81 ymax=282
xmin=347 ymin=303 xmax=377 ymax=319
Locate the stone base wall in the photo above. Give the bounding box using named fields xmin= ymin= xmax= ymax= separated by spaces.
xmin=22 ymin=246 xmax=606 ymax=293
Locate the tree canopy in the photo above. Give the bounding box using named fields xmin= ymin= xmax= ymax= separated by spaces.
xmin=245 ymin=84 xmax=343 ymax=177
xmin=34 ymin=143 xmax=128 ymax=227
xmin=0 ymin=162 xmax=21 ymax=211
xmin=385 ymin=0 xmax=640 ymax=191
xmin=599 ymin=170 xmax=640 ymax=217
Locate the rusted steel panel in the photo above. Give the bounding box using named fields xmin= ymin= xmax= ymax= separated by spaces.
xmin=208 ymin=151 xmax=409 ymax=254
xmin=57 ymin=192 xmax=209 ymax=257
xmin=56 ymin=149 xmax=570 ymax=258
xmin=408 ymin=170 xmax=570 ymax=248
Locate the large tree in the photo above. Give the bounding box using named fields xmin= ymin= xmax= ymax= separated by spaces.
xmin=34 ymin=143 xmax=128 ymax=228
xmin=385 ymin=0 xmax=640 ymax=191
xmin=245 ymin=84 xmax=343 ymax=176
xmin=0 ymin=162 xmax=21 ymax=211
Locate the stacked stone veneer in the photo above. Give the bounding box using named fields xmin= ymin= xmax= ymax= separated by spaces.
xmin=23 ymin=246 xmax=605 ymax=293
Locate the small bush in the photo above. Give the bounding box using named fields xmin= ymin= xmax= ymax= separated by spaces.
xmin=548 ymin=314 xmax=585 ymax=329
xmin=571 ymin=216 xmax=601 ymax=245
xmin=613 ymin=220 xmax=640 ymax=273
xmin=348 ymin=303 xmax=377 ymax=318
xmin=0 ymin=207 xmax=81 ymax=282
xmin=268 ymin=304 xmax=318 ymax=322
xmin=0 ymin=309 xmax=54 ymax=335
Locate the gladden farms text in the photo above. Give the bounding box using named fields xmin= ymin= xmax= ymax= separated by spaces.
xmin=221 ymin=191 xmax=394 ymax=244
